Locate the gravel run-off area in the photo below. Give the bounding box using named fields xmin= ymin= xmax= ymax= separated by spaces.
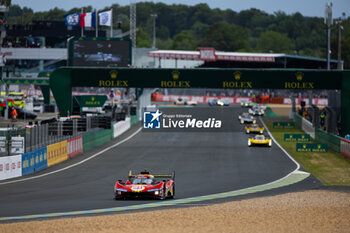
xmin=1 ymin=190 xmax=350 ymax=233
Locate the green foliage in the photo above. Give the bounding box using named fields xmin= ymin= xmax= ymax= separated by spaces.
xmin=0 ymin=0 xmax=11 ymax=7
xmin=171 ymin=30 xmax=197 ymax=50
xmin=137 ymin=28 xmax=152 ymax=48
xmin=190 ymin=21 xmax=209 ymax=39
xmin=257 ymin=31 xmax=294 ymax=53
xmin=200 ymin=21 xmax=251 ymax=51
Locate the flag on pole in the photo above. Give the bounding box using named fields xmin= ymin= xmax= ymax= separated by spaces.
xmin=64 ymin=12 xmax=81 ymax=26
xmin=80 ymin=12 xmax=96 ymax=27
xmin=99 ymin=9 xmax=112 ymax=26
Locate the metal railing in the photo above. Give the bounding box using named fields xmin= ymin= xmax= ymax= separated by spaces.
xmin=0 ymin=115 xmax=113 ymax=156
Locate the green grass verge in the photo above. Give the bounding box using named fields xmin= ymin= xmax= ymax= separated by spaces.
xmin=265 ymin=121 xmax=350 ymax=186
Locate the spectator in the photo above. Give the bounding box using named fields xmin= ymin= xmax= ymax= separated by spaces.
xmin=320 ymin=111 xmax=325 ymax=127
xmin=10 ymin=107 xmax=17 ymax=122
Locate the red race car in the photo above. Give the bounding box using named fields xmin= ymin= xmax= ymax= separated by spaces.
xmin=114 ymin=170 xmax=175 ymax=200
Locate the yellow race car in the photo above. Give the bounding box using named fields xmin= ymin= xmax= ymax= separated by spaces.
xmin=245 ymin=123 xmax=264 ymax=134
xmin=248 ymin=135 xmax=272 ymax=147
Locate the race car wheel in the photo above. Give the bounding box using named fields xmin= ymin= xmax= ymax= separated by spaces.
xmin=246 ymin=130 xmax=250 ymax=134
xmin=169 ymin=185 xmax=175 ymax=199
xmin=161 ymin=183 xmax=167 ymax=200
xmin=268 ymin=141 xmax=272 ymax=147
xmin=248 ymin=140 xmax=252 ymax=146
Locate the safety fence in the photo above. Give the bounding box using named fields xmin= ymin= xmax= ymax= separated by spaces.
xmin=340 ymin=138 xmax=350 ymax=159
xmin=294 ymin=113 xmax=342 ymax=153
xmin=0 ymin=115 xmax=140 ymax=181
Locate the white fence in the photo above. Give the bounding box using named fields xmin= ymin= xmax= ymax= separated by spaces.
xmin=301 ymin=117 xmax=315 ymax=139
xmin=0 ymin=154 xmax=22 ymax=181
xmin=113 ymin=118 xmax=131 ymax=138
xmin=340 ymin=138 xmax=350 ymax=159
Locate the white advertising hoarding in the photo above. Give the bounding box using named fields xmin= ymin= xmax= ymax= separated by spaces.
xmin=113 ymin=118 xmax=131 ymax=138
xmin=0 ymin=154 xmax=22 ymax=181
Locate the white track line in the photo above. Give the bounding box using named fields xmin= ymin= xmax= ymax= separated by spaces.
xmin=0 ymin=127 xmax=142 ymax=186
xmin=260 ymin=117 xmax=301 ymax=172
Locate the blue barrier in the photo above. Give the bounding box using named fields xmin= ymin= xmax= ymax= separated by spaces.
xmin=22 ymin=147 xmax=47 ymax=176
xmin=22 ymin=152 xmax=34 ymax=176
xmin=34 ymin=147 xmax=47 ymax=172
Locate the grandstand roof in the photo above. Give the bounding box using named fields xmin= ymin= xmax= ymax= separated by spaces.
xmin=148 ymin=48 xmax=341 ymax=69
xmin=149 ymin=49 xmax=278 ymax=62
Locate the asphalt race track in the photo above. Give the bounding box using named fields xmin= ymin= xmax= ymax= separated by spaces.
xmin=0 ymin=105 xmax=315 ymax=219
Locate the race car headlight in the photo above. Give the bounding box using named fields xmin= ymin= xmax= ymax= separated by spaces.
xmin=116 ymin=188 xmax=128 ymax=192
xmin=148 ymin=188 xmax=161 ymax=195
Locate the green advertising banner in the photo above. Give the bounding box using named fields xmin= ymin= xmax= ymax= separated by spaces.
xmin=296 ymin=143 xmax=328 ymax=153
xmin=73 ymin=95 xmax=107 ymax=107
xmin=0 ymin=78 xmax=49 ymax=85
xmin=273 ymin=122 xmax=295 ymax=129
xmin=284 ymin=133 xmax=310 ymax=142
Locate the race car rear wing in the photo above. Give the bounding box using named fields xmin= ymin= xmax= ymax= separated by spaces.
xmin=129 ymin=170 xmax=175 ymax=180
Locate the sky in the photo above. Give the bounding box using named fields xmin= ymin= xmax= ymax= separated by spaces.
xmin=11 ymin=0 xmax=350 ymax=18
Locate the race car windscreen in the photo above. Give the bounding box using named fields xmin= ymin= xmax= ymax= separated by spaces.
xmin=72 ymin=40 xmax=130 ymax=67
xmin=132 ymin=178 xmax=153 ymax=184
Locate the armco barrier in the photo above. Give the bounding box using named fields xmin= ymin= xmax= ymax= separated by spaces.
xmin=83 ymin=129 xmax=113 ymax=152
xmin=67 ymin=136 xmax=83 ymax=159
xmin=113 ymin=118 xmax=130 ymax=138
xmin=22 ymin=147 xmax=47 ymax=175
xmin=340 ymin=138 xmax=350 ymax=159
xmin=47 ymin=141 xmax=68 ymax=167
xmin=315 ymin=128 xmax=341 ymax=153
xmin=0 ymin=154 xmax=22 ymax=180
